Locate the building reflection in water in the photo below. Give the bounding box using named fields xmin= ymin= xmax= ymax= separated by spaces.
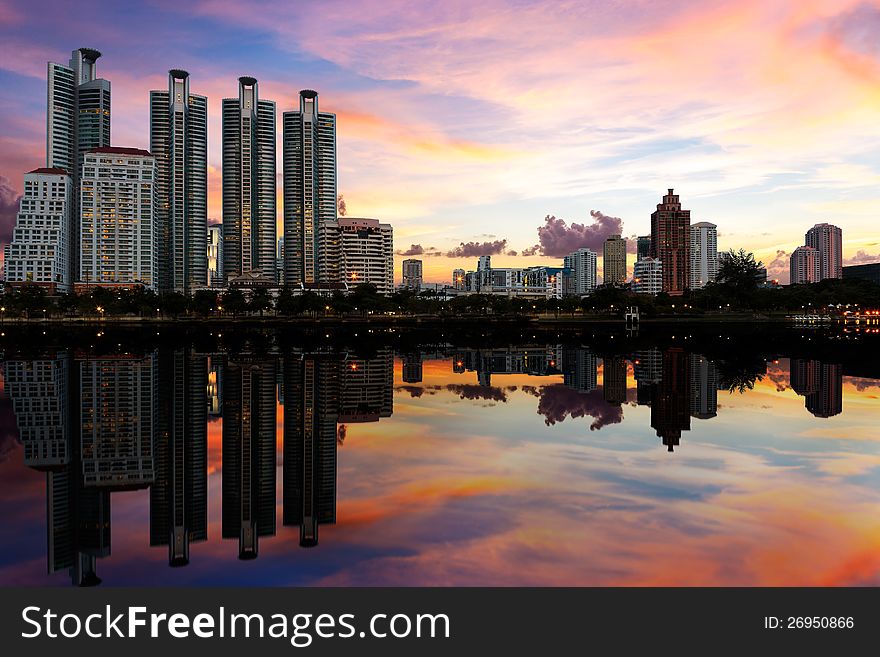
xmin=2 ymin=340 xmax=852 ymax=585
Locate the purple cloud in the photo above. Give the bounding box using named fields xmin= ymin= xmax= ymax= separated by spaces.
xmin=534 ymin=211 xmax=624 ymax=258
xmin=445 ymin=240 xmax=509 ymax=258
xmin=536 ymin=384 xmax=623 ymax=431
xmin=844 ymin=250 xmax=880 ymax=266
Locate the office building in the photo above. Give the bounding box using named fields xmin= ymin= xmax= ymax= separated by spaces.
xmin=452 ymin=268 xmax=466 ymax=290
xmin=690 ymin=354 xmax=718 ymax=419
xmin=47 ymin=48 xmax=111 ymax=284
xmin=842 ymin=262 xmax=880 ymax=285
xmin=207 ymin=224 xmax=222 ymax=286
xmin=222 ymin=77 xmax=276 ymax=281
xmin=402 ymin=258 xmax=423 ymax=290
xmin=2 ymin=168 xmax=72 ymax=292
xmin=602 ymin=234 xmax=627 ymax=286
xmin=320 ymin=217 xmax=393 ymax=294
xmin=689 ymin=222 xmax=717 ymax=289
xmin=650 ymin=188 xmax=691 ymax=295
xmin=790 ymin=246 xmax=820 ymax=285
xmin=805 ymin=223 xmax=842 ymax=281
xmin=79 ymin=147 xmax=157 ymax=290
xmin=283 ymin=89 xmax=337 ymax=286
xmin=637 ymin=235 xmax=651 ymax=260
xmin=650 ymin=348 xmax=691 ymax=452
xmin=564 ymin=248 xmax=597 ymax=295
xmin=150 ymin=70 xmax=208 ymax=293
xmin=633 ymin=257 xmax=662 ymax=295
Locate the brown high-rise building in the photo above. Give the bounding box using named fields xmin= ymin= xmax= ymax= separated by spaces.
xmin=650 ymin=188 xmax=691 ymax=295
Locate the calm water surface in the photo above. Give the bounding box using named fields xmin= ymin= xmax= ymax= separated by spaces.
xmin=0 ymin=324 xmax=878 ymax=586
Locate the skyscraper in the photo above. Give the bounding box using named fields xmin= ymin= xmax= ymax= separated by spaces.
xmin=689 ymin=222 xmax=718 ymax=289
xmin=650 ymin=188 xmax=691 ymax=295
xmin=2 ymin=168 xmax=72 ymax=292
xmin=790 ymin=246 xmax=820 ymax=285
xmin=207 ymin=224 xmax=222 ymax=286
xmin=402 ymin=258 xmax=423 ymax=290
xmin=150 ymin=70 xmax=208 ymax=293
xmin=564 ymin=248 xmax=597 ymax=295
xmin=79 ymin=147 xmax=157 ymax=290
xmin=650 ymin=348 xmax=691 ymax=452
xmin=47 ymin=48 xmax=111 ymax=285
xmin=452 ymin=268 xmax=466 ymax=290
xmin=222 ymin=77 xmax=276 ymax=281
xmin=283 ymin=89 xmax=337 ymax=286
xmin=602 ymin=234 xmax=626 ymax=286
xmin=805 ymin=223 xmax=842 ymax=281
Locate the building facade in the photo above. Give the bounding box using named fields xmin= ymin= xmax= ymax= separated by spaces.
xmin=207 ymin=224 xmax=222 ymax=286
xmin=689 ymin=221 xmax=717 ymax=289
xmin=790 ymin=245 xmax=820 ymax=285
xmin=222 ymin=77 xmax=276 ymax=281
xmin=283 ymin=89 xmax=337 ymax=286
xmin=79 ymin=147 xmax=157 ymax=290
xmin=3 ymin=168 xmax=72 ymax=292
xmin=602 ymin=234 xmax=626 ymax=286
xmin=633 ymin=257 xmax=662 ymax=295
xmin=452 ymin=268 xmax=466 ymax=290
xmin=650 ymin=188 xmax=690 ymax=295
xmin=47 ymin=48 xmax=111 ymax=284
xmin=804 ymin=223 xmax=842 ymax=281
xmin=402 ymin=259 xmax=423 ymax=290
xmin=150 ymin=69 xmax=208 ymax=293
xmin=637 ymin=235 xmax=651 ymax=260
xmin=564 ymin=248 xmax=597 ymax=295
xmin=320 ymin=218 xmax=393 ymax=295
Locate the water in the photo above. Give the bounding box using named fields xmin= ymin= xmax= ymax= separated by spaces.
xmin=0 ymin=323 xmax=878 ymax=586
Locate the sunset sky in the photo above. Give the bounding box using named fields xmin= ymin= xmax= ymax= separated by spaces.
xmin=2 ymin=0 xmax=880 ymax=283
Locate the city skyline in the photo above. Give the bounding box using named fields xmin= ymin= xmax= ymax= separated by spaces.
xmin=3 ymin=2 xmax=880 ymax=286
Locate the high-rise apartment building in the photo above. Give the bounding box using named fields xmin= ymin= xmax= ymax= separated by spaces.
xmin=319 ymin=218 xmax=393 ymax=294
xmin=402 ymin=259 xmax=423 ymax=290
xmin=3 ymin=168 xmax=72 ymax=292
xmin=633 ymin=257 xmax=662 ymax=295
xmin=689 ymin=222 xmax=717 ymax=289
xmin=283 ymin=89 xmax=337 ymax=286
xmin=564 ymin=248 xmax=597 ymax=295
xmin=452 ymin=268 xmax=466 ymax=290
xmin=207 ymin=224 xmax=222 ymax=286
xmin=805 ymin=223 xmax=842 ymax=281
xmin=602 ymin=234 xmax=626 ymax=286
xmin=150 ymin=70 xmax=208 ymax=293
xmin=222 ymin=77 xmax=276 ymax=281
xmin=79 ymin=147 xmax=157 ymax=290
xmin=47 ymin=48 xmax=111 ymax=284
xmin=650 ymin=188 xmax=691 ymax=295
xmin=790 ymin=246 xmax=820 ymax=285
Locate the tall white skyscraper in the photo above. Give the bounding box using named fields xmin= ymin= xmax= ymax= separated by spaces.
xmin=319 ymin=218 xmax=393 ymax=295
xmin=805 ymin=223 xmax=842 ymax=281
xmin=564 ymin=248 xmax=597 ymax=295
xmin=3 ymin=168 xmax=72 ymax=292
xmin=689 ymin=222 xmax=718 ymax=289
xmin=46 ymin=48 xmax=111 ymax=284
xmin=283 ymin=89 xmax=337 ymax=286
xmin=222 ymin=77 xmax=276 ymax=281
xmin=79 ymin=147 xmax=157 ymax=290
xmin=790 ymin=246 xmax=820 ymax=285
xmin=150 ymin=70 xmax=208 ymax=293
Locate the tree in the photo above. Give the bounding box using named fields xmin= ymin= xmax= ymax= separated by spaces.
xmin=221 ymin=288 xmax=248 ymax=317
xmin=11 ymin=285 xmax=49 ymax=319
xmin=275 ymin=287 xmax=297 ymax=316
xmin=716 ymin=248 xmax=764 ymax=309
xmin=249 ymin=288 xmax=273 ymax=316
xmin=191 ymin=290 xmax=218 ymax=317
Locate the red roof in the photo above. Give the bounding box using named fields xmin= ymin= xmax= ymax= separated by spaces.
xmin=88 ymin=146 xmax=152 ymax=157
xmin=27 ymin=167 xmax=68 ymax=175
